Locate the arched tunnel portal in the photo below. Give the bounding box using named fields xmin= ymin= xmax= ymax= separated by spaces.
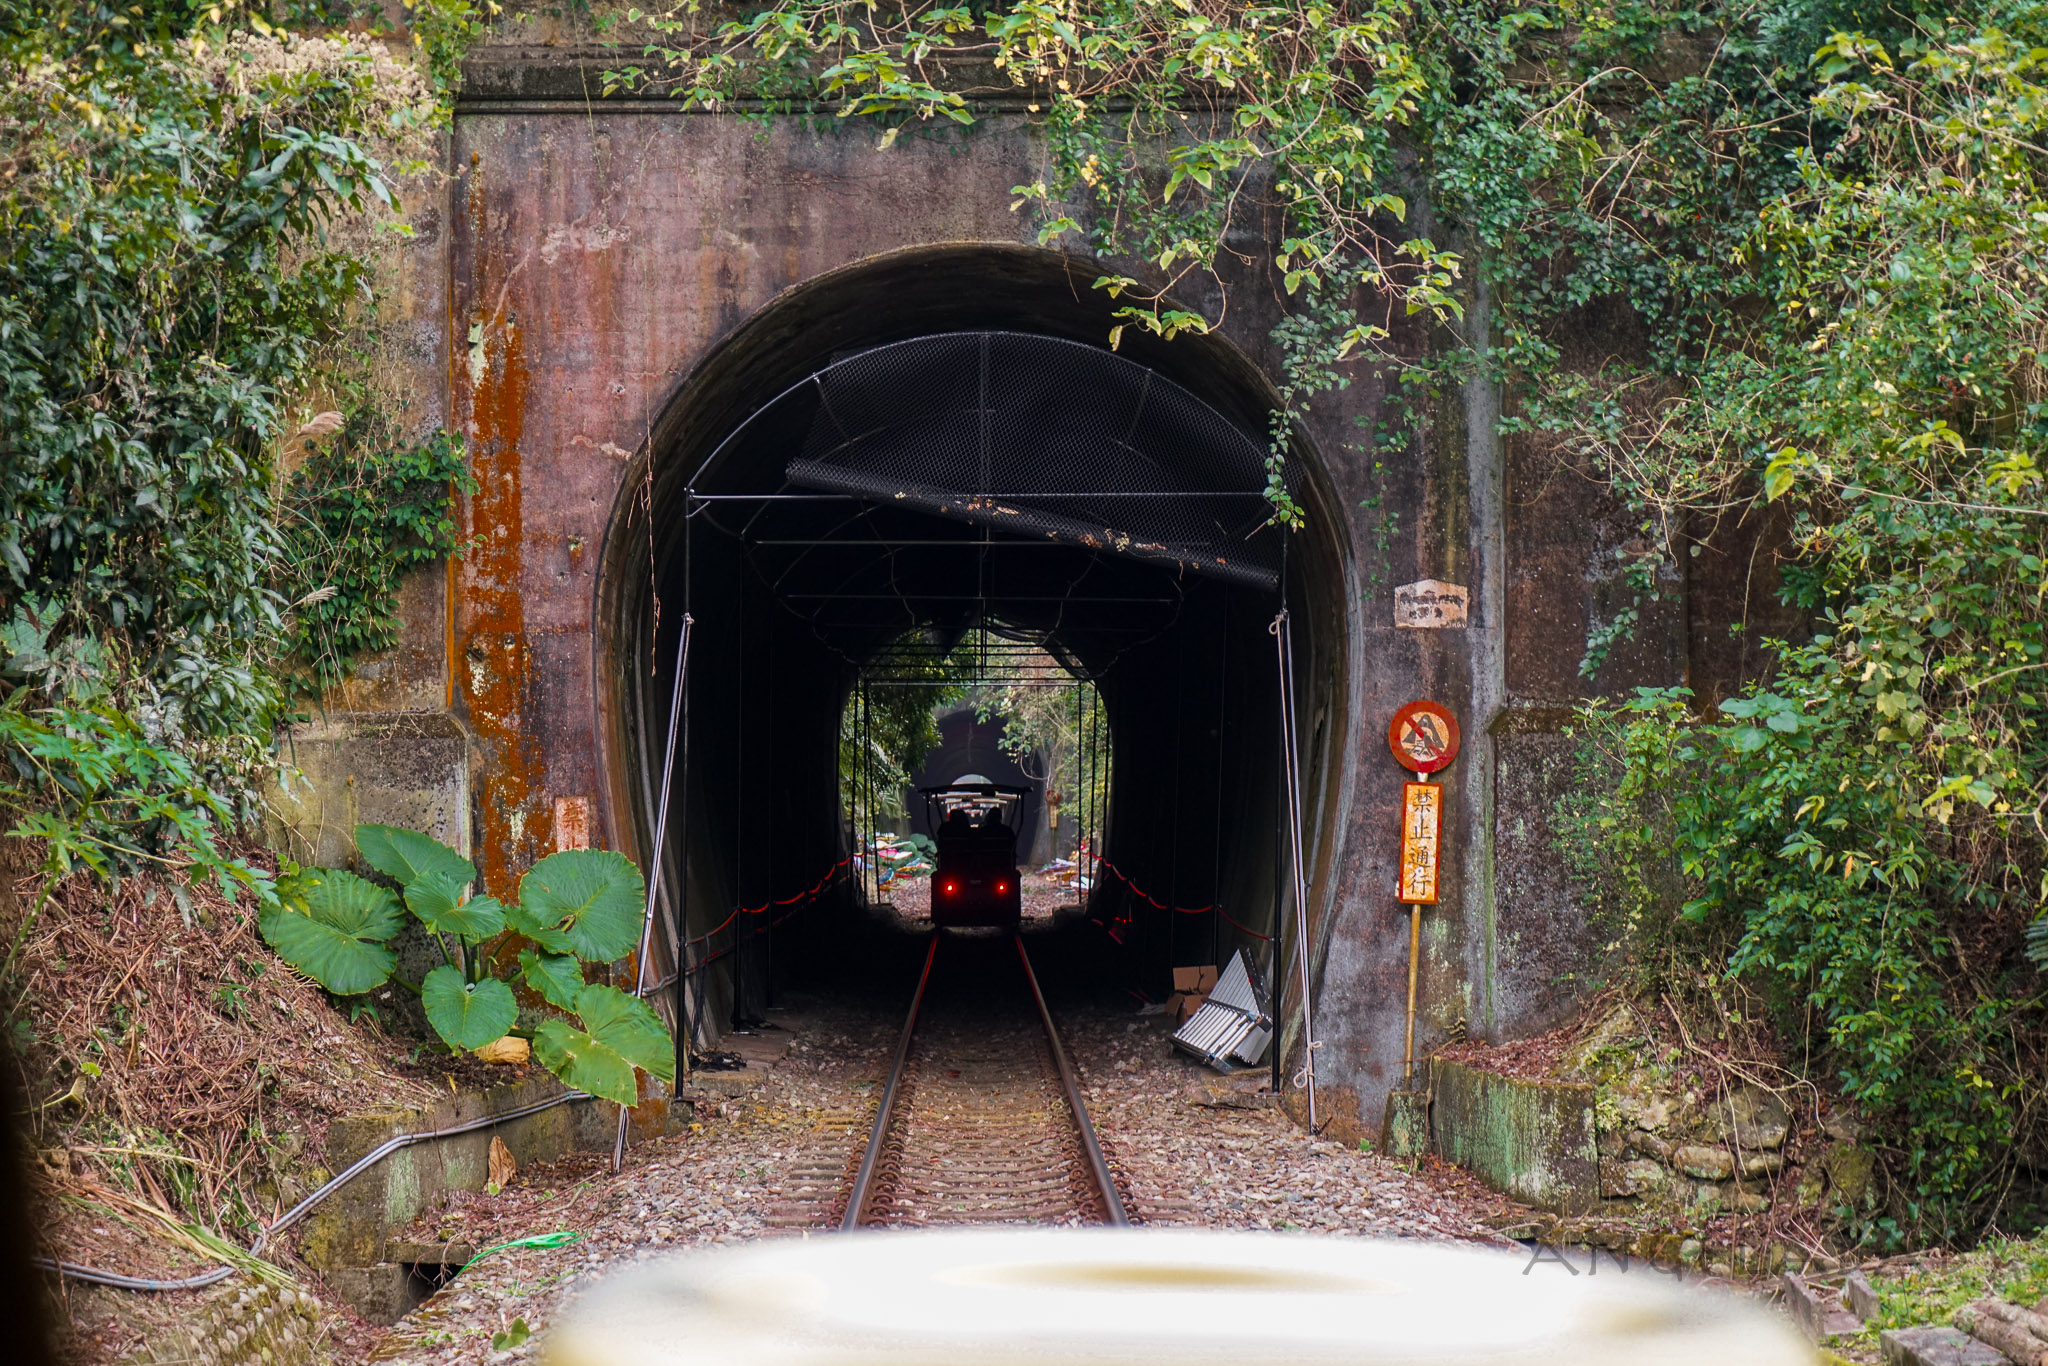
xmin=597 ymin=247 xmax=1353 ymax=1051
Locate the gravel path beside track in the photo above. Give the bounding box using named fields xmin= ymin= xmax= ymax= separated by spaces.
xmin=344 ymin=989 xmax=1521 ymax=1365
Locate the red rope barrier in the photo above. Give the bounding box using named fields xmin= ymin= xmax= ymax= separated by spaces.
xmin=689 ymin=909 xmax=739 ymax=946
xmin=769 ymin=857 xmax=852 ymax=907
xmin=1215 ymin=906 xmax=1273 ymax=942
xmin=681 ymin=857 xmax=853 ymax=972
xmin=681 ymin=845 xmax=1274 ymax=979
xmin=1091 ymin=853 xmax=1211 ymax=913
xmin=724 ymin=856 xmax=854 ymax=918
xmin=1085 ymin=851 xmax=1272 ymax=942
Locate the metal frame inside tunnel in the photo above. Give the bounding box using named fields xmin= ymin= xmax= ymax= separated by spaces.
xmin=843 ymin=635 xmax=1106 ymax=911
xmin=618 ymin=329 xmax=1329 ymax=1154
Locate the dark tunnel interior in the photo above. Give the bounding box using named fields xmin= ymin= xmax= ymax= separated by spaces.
xmin=600 ymin=249 xmax=1351 ymax=1047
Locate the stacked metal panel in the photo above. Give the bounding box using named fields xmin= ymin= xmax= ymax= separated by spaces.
xmin=1170 ymin=951 xmax=1272 ymax=1071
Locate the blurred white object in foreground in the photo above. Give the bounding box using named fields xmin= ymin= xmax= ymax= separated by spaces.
xmin=545 ymin=1229 xmax=1812 ymax=1365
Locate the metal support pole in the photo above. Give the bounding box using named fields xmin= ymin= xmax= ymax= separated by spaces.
xmin=678 ymin=494 xmax=696 ymax=1076
xmin=1096 ymin=685 xmax=1109 ymax=908
xmin=861 ymin=679 xmax=872 ymax=905
xmin=614 ymin=599 xmax=693 ymax=1172
xmin=862 ymin=680 xmax=875 ymax=905
xmin=1268 ymin=544 xmax=1288 ymax=1100
xmin=1403 ymin=903 xmax=1421 ymax=1089
xmin=764 ymin=613 xmax=775 ymax=1009
xmin=1211 ymin=593 xmax=1227 ymax=966
xmin=1270 ymin=606 xmax=1319 ymax=1132
xmin=1080 ymin=682 xmax=1092 ymax=910
xmin=1081 ymin=688 xmax=1097 ymax=892
xmin=1401 ymin=766 xmax=1429 ymax=1089
xmin=733 ymin=588 xmax=747 ymax=1031
xmin=1073 ymin=681 xmax=1083 ymax=911
xmin=677 ymin=634 xmax=695 ymax=1070
xmin=1271 ymin=721 xmax=1285 ymax=1097
xmin=1167 ymin=624 xmax=1185 ymax=967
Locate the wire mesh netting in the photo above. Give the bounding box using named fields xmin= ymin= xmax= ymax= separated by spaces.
xmin=861 ymin=627 xmax=1086 ymax=685
xmin=684 ymin=328 xmax=1291 ymax=674
xmin=783 ymin=332 xmax=1286 ymax=590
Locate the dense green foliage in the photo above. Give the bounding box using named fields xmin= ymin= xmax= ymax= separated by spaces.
xmin=268 ymin=824 xmax=676 ymax=1104
xmin=619 ymin=0 xmax=2047 ymax=1238
xmin=0 ymin=7 xmax=392 ymax=737
xmin=1544 ymin=14 xmax=2048 ymax=1241
xmin=840 ymin=630 xmax=973 ymax=834
xmin=282 ymin=418 xmax=475 ymax=688
xmin=0 ymin=0 xmax=483 ymax=910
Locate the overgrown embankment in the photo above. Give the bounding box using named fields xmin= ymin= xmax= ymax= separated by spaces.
xmin=0 ymin=1 xmax=482 ymax=924
xmin=1 ymin=832 xmax=431 ymax=1359
xmin=0 ymin=1 xmax=497 ymax=1354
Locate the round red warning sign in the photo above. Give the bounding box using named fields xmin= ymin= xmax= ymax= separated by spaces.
xmin=1387 ymin=700 xmax=1460 ymax=774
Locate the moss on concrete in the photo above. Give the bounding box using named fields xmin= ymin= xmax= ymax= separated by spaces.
xmin=1430 ymin=1058 xmax=1598 ymax=1212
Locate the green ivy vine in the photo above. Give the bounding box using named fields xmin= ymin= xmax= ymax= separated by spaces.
xmin=282 ymin=415 xmax=476 ymax=690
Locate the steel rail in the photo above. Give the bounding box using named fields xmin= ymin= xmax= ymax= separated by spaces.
xmin=1014 ymin=935 xmax=1130 ymax=1227
xmin=840 ymin=935 xmax=939 ymax=1231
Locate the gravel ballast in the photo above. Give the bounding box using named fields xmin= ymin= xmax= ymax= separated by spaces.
xmin=346 ymin=988 xmax=1522 ymax=1365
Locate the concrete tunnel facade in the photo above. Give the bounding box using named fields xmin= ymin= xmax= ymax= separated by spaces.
xmin=273 ymin=28 xmax=1772 ymax=1136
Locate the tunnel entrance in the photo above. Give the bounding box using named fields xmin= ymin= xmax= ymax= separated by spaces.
xmin=598 ymin=249 xmax=1350 ymax=1060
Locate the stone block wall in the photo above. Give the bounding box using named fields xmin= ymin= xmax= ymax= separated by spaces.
xmin=1428 ymin=1060 xmax=1598 ymax=1212
xmin=121 ymin=1284 xmax=322 ymax=1366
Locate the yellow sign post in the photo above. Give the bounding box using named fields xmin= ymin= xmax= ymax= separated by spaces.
xmin=1398 ymin=781 xmax=1443 ymax=905
xmin=1387 ymin=701 xmax=1459 ymax=1085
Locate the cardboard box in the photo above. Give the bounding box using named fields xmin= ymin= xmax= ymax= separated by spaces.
xmin=1163 ymin=992 xmax=1186 ymax=1016
xmin=1176 ymin=993 xmax=1207 ymax=1024
xmin=1172 ymin=966 xmax=1202 ymax=993
xmin=1194 ymin=965 xmax=1220 ymax=993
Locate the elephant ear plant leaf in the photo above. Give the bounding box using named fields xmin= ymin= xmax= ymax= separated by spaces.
xmin=260 ymin=824 xmax=673 ymax=1107
xmin=534 ymin=984 xmax=676 ymax=1107
xmin=406 ymin=874 xmax=509 ymax=939
xmin=517 ymin=850 xmax=645 ymax=962
xmin=504 ymin=898 xmax=577 ymax=956
xmin=357 ymin=823 xmax=477 ymax=889
xmin=518 ymin=947 xmax=585 ymax=1011
xmin=421 ymin=966 xmax=520 ymax=1050
xmin=261 ymin=869 xmax=405 ymax=995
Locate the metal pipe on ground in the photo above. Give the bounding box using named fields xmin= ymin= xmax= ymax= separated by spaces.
xmin=37 ymin=1091 xmax=596 ymax=1293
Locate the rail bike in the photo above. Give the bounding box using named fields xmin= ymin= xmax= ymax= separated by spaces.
xmin=921 ymin=777 xmax=1029 ymax=928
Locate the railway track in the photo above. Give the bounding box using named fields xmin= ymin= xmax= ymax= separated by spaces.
xmin=835 ymin=934 xmax=1129 ymax=1229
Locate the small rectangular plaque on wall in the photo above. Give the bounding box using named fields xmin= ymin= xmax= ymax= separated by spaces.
xmin=1398 ymin=782 xmax=1443 ymax=904
xmin=1394 ymin=579 xmax=1469 ymax=629
xmin=554 ymin=795 xmax=593 ymax=852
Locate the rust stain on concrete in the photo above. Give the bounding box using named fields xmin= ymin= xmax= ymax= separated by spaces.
xmin=457 ymin=159 xmax=549 ymax=896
